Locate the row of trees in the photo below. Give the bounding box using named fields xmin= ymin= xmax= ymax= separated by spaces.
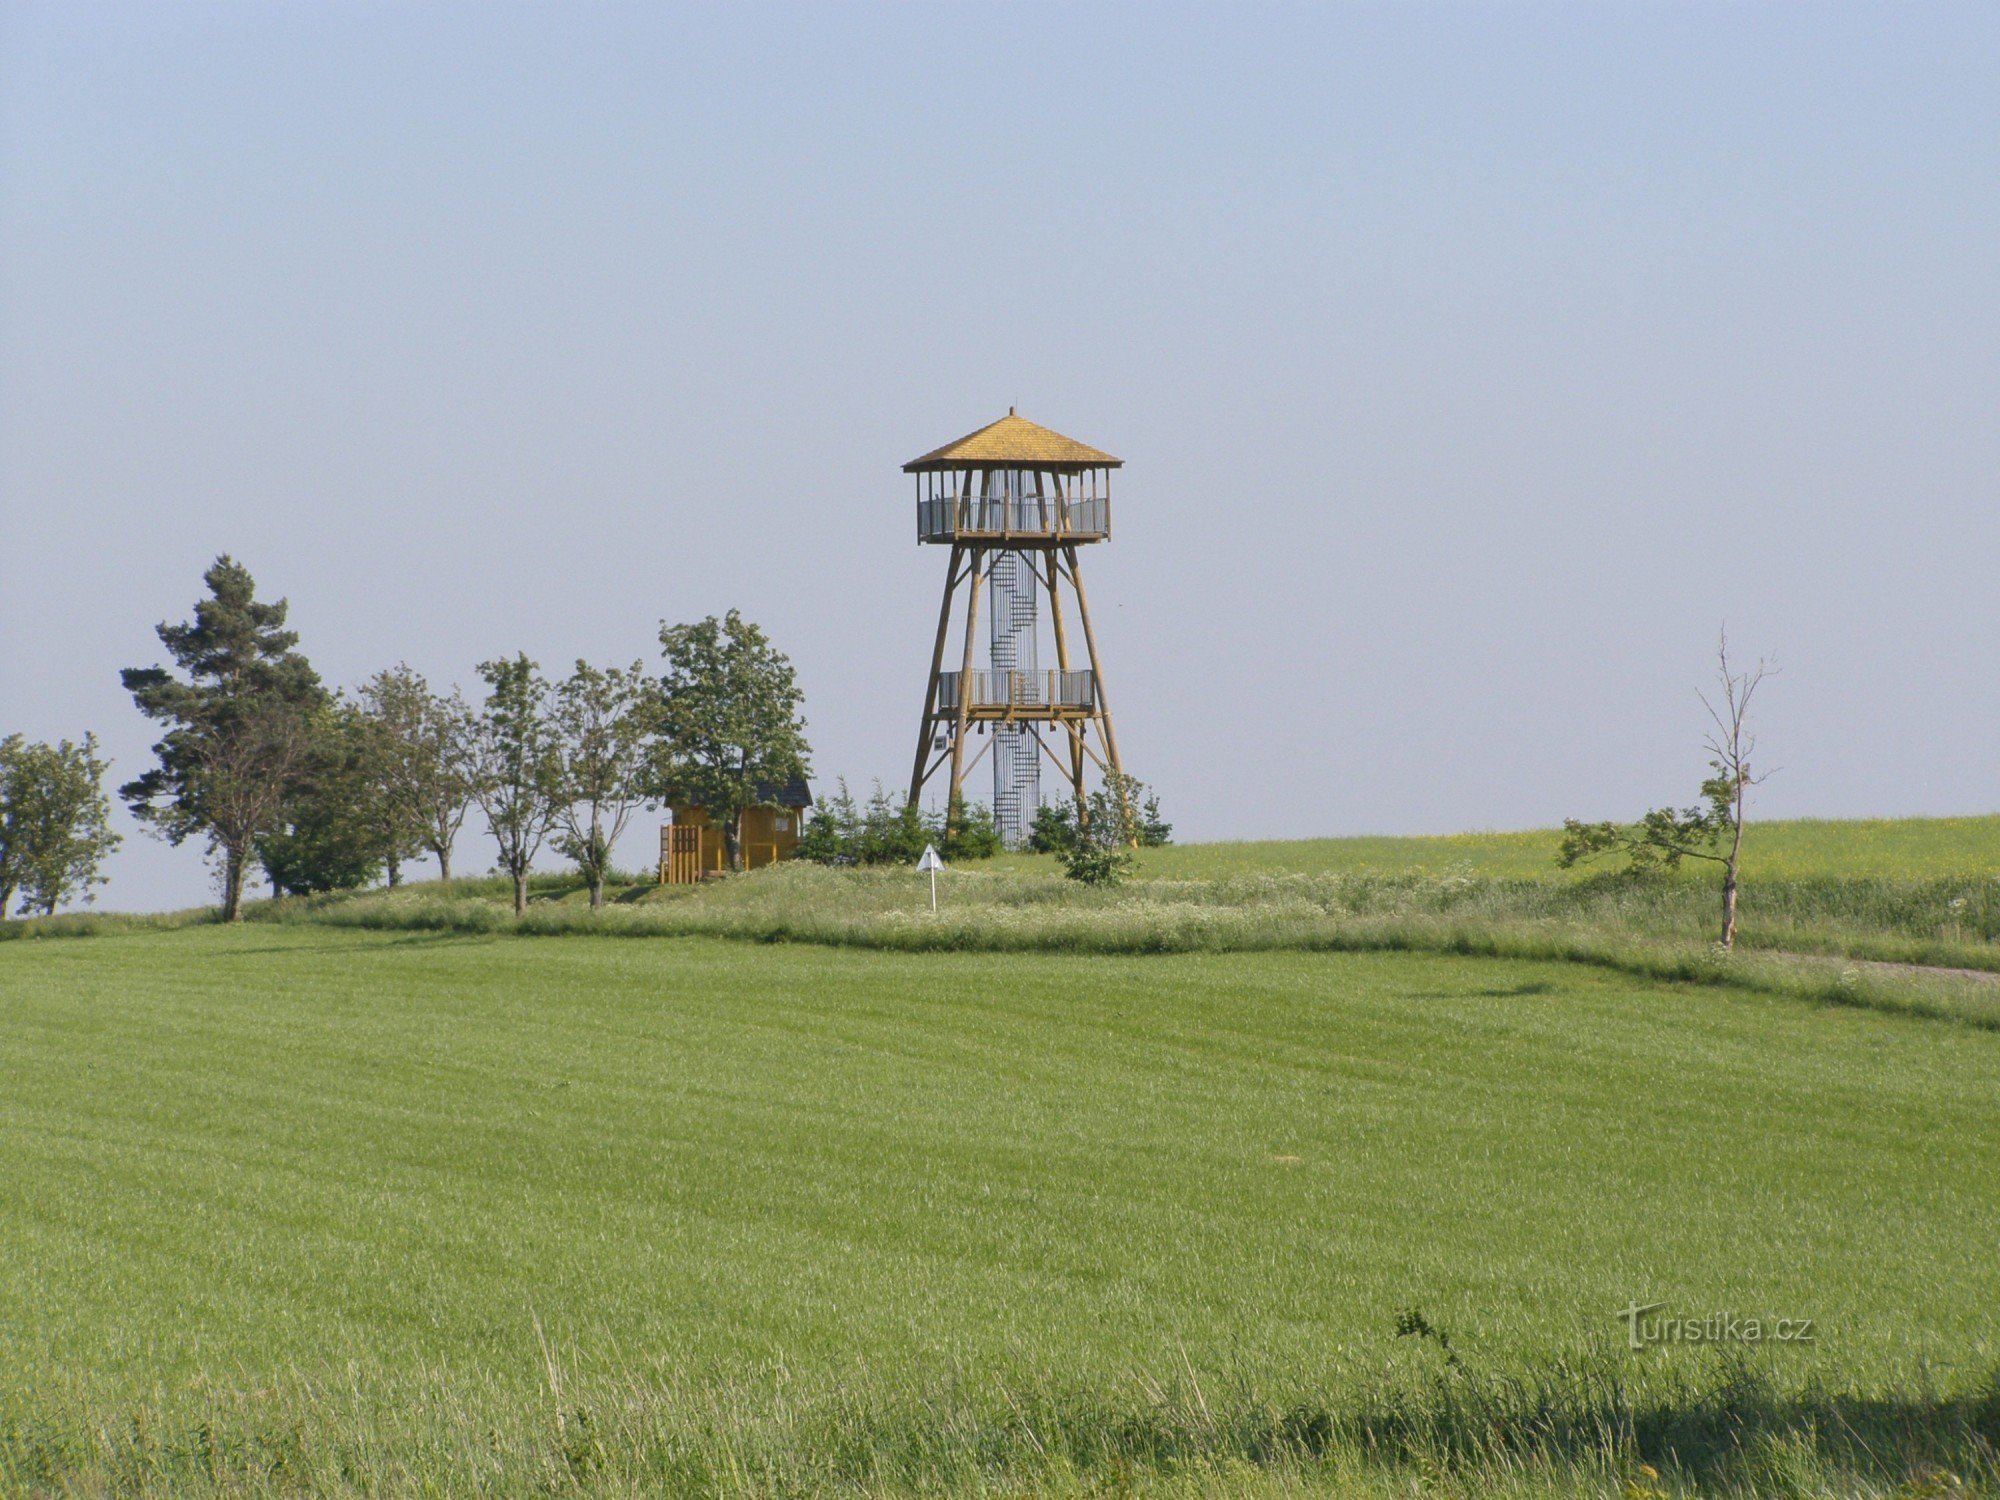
xmin=120 ymin=557 xmax=813 ymax=918
xmin=241 ymin=656 xmax=660 ymax=914
xmin=0 ymin=734 xmax=120 ymax=916
xmin=7 ymin=556 xmax=1166 ymax=920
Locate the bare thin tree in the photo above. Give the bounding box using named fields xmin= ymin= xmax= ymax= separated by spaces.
xmin=1559 ymin=632 xmax=1774 ymax=950
xmin=1701 ymin=634 xmax=1772 ymax=949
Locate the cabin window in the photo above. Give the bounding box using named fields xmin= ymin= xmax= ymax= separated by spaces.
xmin=773 ymin=815 xmax=791 ymax=833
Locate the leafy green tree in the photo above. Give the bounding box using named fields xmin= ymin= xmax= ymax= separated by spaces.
xmin=552 ymin=660 xmax=657 ymax=909
xmin=0 ymin=739 xmax=20 ymax=912
xmin=355 ymin=665 xmax=475 ymax=884
xmin=468 ymin=655 xmax=563 ymax=916
xmin=120 ymin=556 xmax=326 ymax=920
xmin=0 ymin=733 xmax=121 ymax=916
xmin=346 ymin=675 xmax=429 ymax=887
xmin=256 ymin=702 xmax=386 ymax=897
xmin=652 ymin=611 xmax=810 ymax=873
xmin=1558 ymin=636 xmax=1771 ymax=949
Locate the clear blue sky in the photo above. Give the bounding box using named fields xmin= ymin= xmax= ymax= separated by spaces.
xmin=3 ymin=3 xmax=1995 ymax=912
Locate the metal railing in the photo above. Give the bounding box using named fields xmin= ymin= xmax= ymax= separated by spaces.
xmin=935 ymin=670 xmax=1096 ymax=714
xmin=918 ymin=494 xmax=1109 ymax=542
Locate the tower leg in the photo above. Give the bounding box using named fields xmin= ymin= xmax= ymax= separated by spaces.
xmin=1042 ymin=550 xmax=1088 ymax=807
xmin=908 ymin=545 xmax=966 ymax=805
xmin=1065 ymin=544 xmax=1123 ymax=780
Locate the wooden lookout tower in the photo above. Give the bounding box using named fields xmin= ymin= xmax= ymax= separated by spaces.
xmin=905 ymin=410 xmax=1125 ymax=845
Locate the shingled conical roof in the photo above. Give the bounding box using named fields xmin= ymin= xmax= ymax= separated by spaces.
xmin=903 ymin=410 xmax=1121 ymax=472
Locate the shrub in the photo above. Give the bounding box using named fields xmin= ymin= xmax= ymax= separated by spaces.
xmin=940 ymin=796 xmax=1002 ymax=861
xmin=796 ymin=779 xmax=1002 ymax=866
xmin=796 ymin=781 xmax=858 ymax=865
xmin=1035 ymin=774 xmax=1169 ymax=884
xmin=1027 ymin=800 xmax=1075 ymax=854
xmin=858 ymin=784 xmax=929 ymax=865
xmin=1058 ymin=841 xmax=1132 ymax=887
xmin=1056 ymin=779 xmax=1143 ymax=887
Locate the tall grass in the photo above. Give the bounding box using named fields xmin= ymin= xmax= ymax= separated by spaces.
xmin=6 ymin=1353 xmax=1995 ymax=1496
xmin=287 ymin=863 xmax=2000 ymax=1030
xmin=0 ymin=906 xmax=216 ymax=942
xmin=21 ymin=856 xmax=1998 ymax=1028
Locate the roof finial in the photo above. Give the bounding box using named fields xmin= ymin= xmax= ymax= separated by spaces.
xmin=1009 ymin=405 xmax=1016 ymax=416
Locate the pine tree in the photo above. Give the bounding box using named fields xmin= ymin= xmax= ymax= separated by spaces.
xmin=938 ymin=795 xmax=1002 ymax=860
xmin=120 ymin=557 xmax=326 ymax=920
xmin=859 ymin=782 xmax=926 ymax=865
xmin=796 ymin=780 xmax=858 ymax=865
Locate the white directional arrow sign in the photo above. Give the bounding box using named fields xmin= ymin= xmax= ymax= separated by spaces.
xmin=916 ymin=843 xmax=945 ymax=910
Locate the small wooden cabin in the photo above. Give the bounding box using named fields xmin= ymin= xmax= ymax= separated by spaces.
xmin=657 ymin=776 xmax=813 ymax=883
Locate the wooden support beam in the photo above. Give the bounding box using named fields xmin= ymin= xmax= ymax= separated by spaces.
xmin=1042 ymin=549 xmax=1088 ymax=805
xmin=907 ymin=544 xmax=967 ymax=804
xmin=1066 ymin=545 xmax=1123 ymax=778
xmin=920 ymin=740 xmax=954 ymax=788
xmin=1074 ymin=729 xmax=1111 ymax=776
xmin=957 ymin=727 xmax=995 ymax=781
xmin=1034 ymin=726 xmax=1082 ymax=780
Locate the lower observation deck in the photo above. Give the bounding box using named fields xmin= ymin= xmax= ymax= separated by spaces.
xmin=935 ymin=669 xmax=1097 ymax=719
xmin=918 ymin=494 xmax=1108 ymax=544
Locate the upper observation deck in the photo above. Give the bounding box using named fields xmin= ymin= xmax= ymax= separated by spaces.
xmin=916 ymin=489 xmax=1108 ymax=544
xmin=904 ymin=411 xmax=1120 ymax=547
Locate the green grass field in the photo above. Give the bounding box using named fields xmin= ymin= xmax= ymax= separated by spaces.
xmin=4 ymin=901 xmax=2000 ymax=1495
xmin=1082 ymin=815 xmax=2000 ymax=882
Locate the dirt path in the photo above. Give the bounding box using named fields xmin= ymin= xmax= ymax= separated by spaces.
xmin=1852 ymin=958 xmax=2000 ymax=984
xmin=1777 ymin=953 xmax=2000 ymax=985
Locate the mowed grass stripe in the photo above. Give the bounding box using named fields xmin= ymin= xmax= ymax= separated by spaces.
xmin=2 ymin=925 xmax=1996 ymax=1408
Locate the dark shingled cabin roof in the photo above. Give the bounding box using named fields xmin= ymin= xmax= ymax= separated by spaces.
xmin=761 ymin=775 xmax=813 ymax=809
xmin=668 ymin=776 xmax=812 ymax=811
